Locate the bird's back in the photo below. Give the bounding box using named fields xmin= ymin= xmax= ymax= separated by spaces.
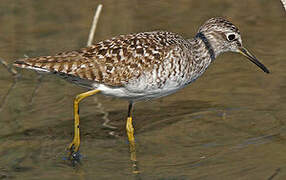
xmin=14 ymin=31 xmax=189 ymax=89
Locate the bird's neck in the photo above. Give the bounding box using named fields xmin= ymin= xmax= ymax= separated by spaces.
xmin=194 ymin=32 xmax=216 ymax=61
xmin=182 ymin=33 xmax=217 ymax=84
xmin=187 ymin=32 xmax=226 ymax=60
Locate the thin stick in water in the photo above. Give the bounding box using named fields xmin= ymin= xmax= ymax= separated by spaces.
xmin=86 ymin=4 xmax=114 ymax=131
xmin=0 ymin=58 xmax=21 ymax=112
xmin=281 ymin=0 xmax=286 ymax=11
xmin=0 ymin=58 xmax=18 ymax=76
xmin=87 ymin=4 xmax=103 ymax=46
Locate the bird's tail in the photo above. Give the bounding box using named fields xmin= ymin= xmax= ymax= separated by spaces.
xmin=13 ymin=57 xmax=52 ymax=73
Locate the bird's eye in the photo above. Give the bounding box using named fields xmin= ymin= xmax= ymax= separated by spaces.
xmin=227 ymin=34 xmax=236 ymax=41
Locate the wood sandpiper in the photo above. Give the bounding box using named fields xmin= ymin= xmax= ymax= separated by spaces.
xmin=13 ymin=17 xmax=270 ymax=168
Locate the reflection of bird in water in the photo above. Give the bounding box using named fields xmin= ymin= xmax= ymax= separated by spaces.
xmin=14 ymin=17 xmax=269 ymax=170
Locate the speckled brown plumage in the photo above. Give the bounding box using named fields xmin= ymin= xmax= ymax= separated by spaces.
xmin=14 ymin=31 xmax=188 ymax=87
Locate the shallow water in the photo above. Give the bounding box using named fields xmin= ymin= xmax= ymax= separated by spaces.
xmin=0 ymin=0 xmax=285 ymax=179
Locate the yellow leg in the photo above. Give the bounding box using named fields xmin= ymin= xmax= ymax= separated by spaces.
xmin=126 ymin=103 xmax=140 ymax=174
xmin=126 ymin=117 xmax=135 ymax=147
xmin=68 ymin=89 xmax=100 ymax=163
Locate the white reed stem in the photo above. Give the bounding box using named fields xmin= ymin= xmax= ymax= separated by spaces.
xmin=87 ymin=4 xmax=103 ymax=46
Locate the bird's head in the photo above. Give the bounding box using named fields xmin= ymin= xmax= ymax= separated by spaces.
xmin=197 ymin=17 xmax=269 ymax=73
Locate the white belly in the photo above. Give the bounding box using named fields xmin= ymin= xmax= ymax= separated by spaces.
xmin=93 ymin=59 xmax=207 ymax=101
xmin=94 ymin=76 xmax=188 ymax=101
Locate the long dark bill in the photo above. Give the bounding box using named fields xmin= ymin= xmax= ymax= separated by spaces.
xmin=239 ymin=47 xmax=270 ymax=74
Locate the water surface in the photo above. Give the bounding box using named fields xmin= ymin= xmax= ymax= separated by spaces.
xmin=0 ymin=0 xmax=285 ymax=179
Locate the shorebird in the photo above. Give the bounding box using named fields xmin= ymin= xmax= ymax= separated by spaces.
xmin=13 ymin=17 xmax=269 ymax=165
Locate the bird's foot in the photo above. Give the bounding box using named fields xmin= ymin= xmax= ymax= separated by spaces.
xmin=67 ymin=141 xmax=82 ymax=166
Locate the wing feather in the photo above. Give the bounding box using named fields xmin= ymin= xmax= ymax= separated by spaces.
xmin=14 ymin=31 xmax=186 ymax=87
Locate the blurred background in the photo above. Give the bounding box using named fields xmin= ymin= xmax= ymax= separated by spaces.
xmin=0 ymin=0 xmax=285 ymax=179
